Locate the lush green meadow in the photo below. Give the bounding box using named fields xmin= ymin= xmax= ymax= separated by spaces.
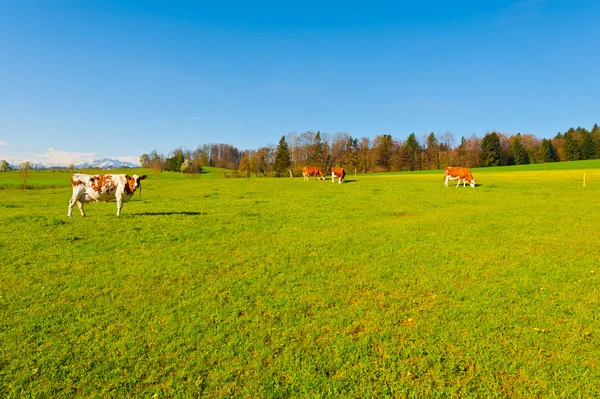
xmin=1 ymin=163 xmax=600 ymax=398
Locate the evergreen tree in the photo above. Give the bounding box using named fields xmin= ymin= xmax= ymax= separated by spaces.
xmin=564 ymin=131 xmax=581 ymax=161
xmin=167 ymin=150 xmax=185 ymax=171
xmin=312 ymin=131 xmax=324 ymax=167
xmin=541 ymin=139 xmax=559 ymax=163
xmin=376 ymin=134 xmax=394 ymax=172
xmin=480 ymin=132 xmax=501 ymax=167
xmin=592 ymin=123 xmax=600 ymax=156
xmin=456 ymin=136 xmax=467 ymax=166
xmin=273 ymin=136 xmax=291 ymax=177
xmin=580 ymin=131 xmax=597 ymax=160
xmin=345 ymin=137 xmax=359 ymax=172
xmin=404 ymin=133 xmax=421 ymax=171
xmin=511 ymin=134 xmax=529 ymax=165
xmin=425 ymin=132 xmax=439 ymax=170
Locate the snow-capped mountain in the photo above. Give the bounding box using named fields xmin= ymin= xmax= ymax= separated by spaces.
xmin=75 ymin=158 xmax=139 ymax=169
xmin=11 ymin=158 xmax=139 ymax=170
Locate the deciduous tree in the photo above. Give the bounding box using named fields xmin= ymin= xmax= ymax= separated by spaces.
xmin=19 ymin=161 xmax=31 ymax=189
xmin=0 ymin=159 xmax=10 ymax=172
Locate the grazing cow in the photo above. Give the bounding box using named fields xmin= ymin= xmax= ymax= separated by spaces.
xmin=331 ymin=167 xmax=346 ymax=183
xmin=444 ymin=167 xmax=476 ymax=188
xmin=302 ymin=166 xmax=326 ymax=181
xmin=68 ymin=173 xmax=147 ymax=216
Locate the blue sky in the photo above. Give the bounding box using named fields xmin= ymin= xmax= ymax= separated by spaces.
xmin=1 ymin=0 xmax=599 ymax=165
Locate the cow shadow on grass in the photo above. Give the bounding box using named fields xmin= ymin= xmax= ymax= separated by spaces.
xmin=134 ymin=211 xmax=207 ymax=216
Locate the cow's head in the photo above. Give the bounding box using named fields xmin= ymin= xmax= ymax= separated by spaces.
xmin=124 ymin=174 xmax=148 ymax=195
xmin=133 ymin=174 xmax=147 ymax=186
xmin=470 ymin=179 xmax=476 ymax=188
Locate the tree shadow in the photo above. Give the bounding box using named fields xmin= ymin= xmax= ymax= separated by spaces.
xmin=135 ymin=211 xmax=207 ymax=216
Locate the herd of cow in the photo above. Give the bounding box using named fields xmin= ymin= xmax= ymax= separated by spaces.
xmin=302 ymin=166 xmax=346 ymax=183
xmin=302 ymin=166 xmax=476 ymax=188
xmin=67 ymin=166 xmax=475 ymax=217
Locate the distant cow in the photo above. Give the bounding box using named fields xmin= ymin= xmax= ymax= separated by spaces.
xmin=444 ymin=167 xmax=476 ymax=188
xmin=68 ymin=173 xmax=147 ymax=216
xmin=331 ymin=167 xmax=346 ymax=184
xmin=302 ymin=166 xmax=326 ymax=181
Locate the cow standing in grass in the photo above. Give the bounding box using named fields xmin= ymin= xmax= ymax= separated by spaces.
xmin=444 ymin=167 xmax=476 ymax=188
xmin=302 ymin=166 xmax=326 ymax=181
xmin=331 ymin=167 xmax=345 ymax=183
xmin=68 ymin=173 xmax=147 ymax=216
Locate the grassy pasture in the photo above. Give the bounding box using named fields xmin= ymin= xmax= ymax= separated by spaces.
xmin=1 ymin=163 xmax=600 ymax=398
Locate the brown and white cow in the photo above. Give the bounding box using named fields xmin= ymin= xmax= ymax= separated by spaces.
xmin=302 ymin=166 xmax=326 ymax=181
xmin=331 ymin=167 xmax=346 ymax=184
xmin=444 ymin=167 xmax=476 ymax=188
xmin=68 ymin=173 xmax=147 ymax=216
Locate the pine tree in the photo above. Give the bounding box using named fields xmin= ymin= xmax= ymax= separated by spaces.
xmin=425 ymin=132 xmax=439 ymax=170
xmin=541 ymin=139 xmax=559 ymax=163
xmin=511 ymin=134 xmax=528 ymax=165
xmin=404 ymin=133 xmax=421 ymax=171
xmin=345 ymin=137 xmax=359 ymax=173
xmin=580 ymin=132 xmax=596 ymax=160
xmin=456 ymin=136 xmax=467 ymax=166
xmin=273 ymin=136 xmax=291 ymax=177
xmin=376 ymin=134 xmax=393 ymax=172
xmin=564 ymin=131 xmax=581 ymax=161
xmin=480 ymin=132 xmax=501 ymax=167
xmin=312 ymin=131 xmax=324 ymax=167
xmin=592 ymin=123 xmax=600 ymax=156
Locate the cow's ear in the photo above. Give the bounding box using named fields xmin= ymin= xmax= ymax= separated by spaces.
xmin=140 ymin=175 xmax=147 ymax=180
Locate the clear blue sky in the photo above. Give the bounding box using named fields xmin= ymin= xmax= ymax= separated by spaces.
xmin=1 ymin=0 xmax=599 ymax=165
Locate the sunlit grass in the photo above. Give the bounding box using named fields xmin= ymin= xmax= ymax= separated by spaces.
xmin=1 ymin=162 xmax=600 ymax=397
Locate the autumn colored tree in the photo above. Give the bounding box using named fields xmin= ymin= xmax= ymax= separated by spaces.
xmin=238 ymin=150 xmax=252 ymax=177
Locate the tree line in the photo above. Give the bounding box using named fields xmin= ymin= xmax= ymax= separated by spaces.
xmin=139 ymin=123 xmax=600 ymax=176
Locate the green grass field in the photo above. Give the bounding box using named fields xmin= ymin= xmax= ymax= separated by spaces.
xmin=1 ymin=163 xmax=600 ymax=398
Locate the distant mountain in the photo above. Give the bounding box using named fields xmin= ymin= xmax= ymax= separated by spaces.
xmin=12 ymin=158 xmax=139 ymax=170
xmin=76 ymin=158 xmax=139 ymax=169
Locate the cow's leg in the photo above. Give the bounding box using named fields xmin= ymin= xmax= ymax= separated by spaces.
xmin=116 ymin=197 xmax=123 ymax=216
xmin=456 ymin=179 xmax=461 ymax=188
xmin=68 ymin=198 xmax=76 ymax=217
xmin=332 ymin=172 xmax=335 ymax=183
xmin=444 ymin=175 xmax=449 ymax=186
xmin=68 ymin=188 xmax=85 ymax=217
xmin=76 ymin=200 xmax=86 ymax=217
